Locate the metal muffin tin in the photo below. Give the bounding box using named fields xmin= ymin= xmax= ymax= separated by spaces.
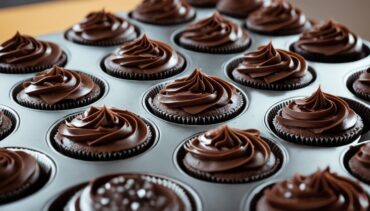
xmin=1 ymin=8 xmax=370 ymax=211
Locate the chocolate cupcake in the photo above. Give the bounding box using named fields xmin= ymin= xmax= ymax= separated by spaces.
xmin=0 ymin=32 xmax=67 ymax=74
xmin=246 ymin=0 xmax=311 ymax=35
xmin=216 ymin=0 xmax=262 ymax=18
xmin=272 ymin=87 xmax=364 ymax=146
xmin=290 ymin=20 xmax=368 ymax=63
xmin=64 ymin=173 xmax=193 ymax=211
xmin=130 ymin=0 xmax=195 ymax=25
xmin=103 ymin=35 xmax=185 ymax=80
xmin=0 ymin=148 xmax=42 ymax=204
xmin=182 ymin=125 xmax=282 ymax=183
xmin=186 ymin=0 xmax=218 ymax=7
xmin=146 ymin=68 xmax=246 ymax=124
xmin=15 ymin=66 xmax=103 ymax=110
xmin=352 ymin=67 xmax=370 ymax=101
xmin=253 ymin=168 xmax=370 ymax=211
xmin=230 ymin=42 xmax=314 ymax=90
xmin=0 ymin=110 xmax=13 ymax=141
xmin=65 ymin=9 xmax=139 ymax=46
xmin=176 ymin=12 xmax=251 ymax=54
xmin=348 ymin=142 xmax=370 ymax=184
xmin=53 ymin=106 xmax=154 ymax=160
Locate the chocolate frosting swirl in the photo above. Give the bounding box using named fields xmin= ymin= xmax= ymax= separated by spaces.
xmin=22 ymin=66 xmax=96 ymax=105
xmin=276 ymin=87 xmax=358 ymax=134
xmin=354 ymin=143 xmax=370 ymax=168
xmin=178 ymin=12 xmax=249 ymax=48
xmin=108 ymin=35 xmax=182 ymax=74
xmin=131 ymin=0 xmax=194 ymax=24
xmin=0 ymin=148 xmax=40 ymax=195
xmin=57 ymin=106 xmax=150 ymax=150
xmin=293 ymin=20 xmax=363 ymax=56
xmin=67 ymin=174 xmax=190 ymax=211
xmin=246 ymin=0 xmax=310 ymax=35
xmin=354 ymin=68 xmax=370 ymax=94
xmin=67 ymin=9 xmax=137 ymax=43
xmin=184 ymin=126 xmax=273 ymax=172
xmin=234 ymin=42 xmax=307 ymax=84
xmin=256 ymin=168 xmax=370 ymax=211
xmin=0 ymin=32 xmax=63 ymax=67
xmin=216 ymin=0 xmax=262 ymax=18
xmin=158 ymin=68 xmax=237 ymax=114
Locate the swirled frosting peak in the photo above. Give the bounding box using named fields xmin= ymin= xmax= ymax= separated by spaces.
xmin=246 ymin=0 xmax=310 ymax=35
xmin=22 ymin=65 xmax=96 ymax=105
xmin=158 ymin=68 xmax=237 ymax=114
xmin=216 ymin=0 xmax=262 ymax=18
xmin=354 ymin=143 xmax=370 ymax=167
xmin=57 ymin=106 xmax=150 ymax=148
xmin=256 ymin=168 xmax=370 ymax=211
xmin=354 ymin=68 xmax=370 ymax=94
xmin=0 ymin=32 xmax=63 ymax=67
xmin=0 ymin=148 xmax=40 ymax=195
xmin=234 ymin=42 xmax=307 ymax=84
xmin=275 ymin=87 xmax=358 ymax=134
xmin=184 ymin=126 xmax=273 ymax=172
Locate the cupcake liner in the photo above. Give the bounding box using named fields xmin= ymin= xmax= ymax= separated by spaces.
xmin=0 ymin=107 xmax=17 ymax=141
xmin=64 ymin=26 xmax=141 ymax=46
xmin=347 ymin=69 xmax=370 ymax=101
xmin=145 ymin=83 xmax=247 ymax=125
xmin=177 ymin=136 xmax=284 ymax=183
xmin=267 ymin=97 xmax=370 ymax=146
xmin=128 ymin=10 xmax=196 ymax=26
xmin=342 ymin=141 xmax=370 ymax=184
xmin=0 ymin=52 xmax=67 ymax=74
xmin=186 ymin=0 xmax=217 ymax=8
xmin=102 ymin=52 xmax=186 ymax=80
xmin=14 ymin=72 xmax=106 ymax=110
xmin=174 ymin=33 xmax=251 ymax=54
xmin=0 ymin=147 xmax=55 ymax=204
xmin=227 ymin=57 xmax=316 ymax=91
xmin=50 ymin=112 xmax=156 ymax=161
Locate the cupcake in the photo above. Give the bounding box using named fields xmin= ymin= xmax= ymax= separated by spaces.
xmin=254 ymin=168 xmax=370 ymax=211
xmin=0 ymin=110 xmax=13 ymax=140
xmin=182 ymin=125 xmax=282 ymax=183
xmin=176 ymin=12 xmax=251 ymax=54
xmin=230 ymin=42 xmax=314 ymax=90
xmin=290 ymin=20 xmax=368 ymax=63
xmin=15 ymin=65 xmax=103 ymax=110
xmin=147 ymin=68 xmax=246 ymax=124
xmin=53 ymin=106 xmax=154 ymax=160
xmin=352 ymin=67 xmax=370 ymax=101
xmin=103 ymin=34 xmax=186 ymax=80
xmin=64 ymin=173 xmax=193 ymax=211
xmin=272 ymin=87 xmax=364 ymax=146
xmin=246 ymin=0 xmax=311 ymax=35
xmin=0 ymin=32 xmax=67 ymax=74
xmin=0 ymin=148 xmax=43 ymax=204
xmin=216 ymin=0 xmax=262 ymax=18
xmin=186 ymin=0 xmax=219 ymax=7
xmin=348 ymin=142 xmax=370 ymax=183
xmin=65 ymin=9 xmax=139 ymax=46
xmin=130 ymin=0 xmax=195 ymax=25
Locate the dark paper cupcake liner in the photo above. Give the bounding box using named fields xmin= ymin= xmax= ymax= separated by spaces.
xmin=342 ymin=141 xmax=370 ymax=185
xmin=0 ymin=52 xmax=67 ymax=74
xmin=0 ymin=107 xmax=18 ymax=141
xmin=186 ymin=0 xmax=217 ymax=8
xmin=144 ymin=83 xmax=247 ymax=125
xmin=346 ymin=69 xmax=370 ymax=101
xmin=226 ymin=57 xmax=316 ymax=90
xmin=50 ymin=112 xmax=156 ymax=161
xmin=128 ymin=10 xmax=196 ymax=26
xmin=13 ymin=72 xmax=106 ymax=110
xmin=266 ymin=97 xmax=370 ymax=146
xmin=102 ymin=52 xmax=186 ymax=80
xmin=177 ymin=136 xmax=284 ymax=183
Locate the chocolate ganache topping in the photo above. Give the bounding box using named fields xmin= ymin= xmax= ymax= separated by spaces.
xmin=216 ymin=0 xmax=262 ymax=18
xmin=0 ymin=32 xmax=63 ymax=67
xmin=158 ymin=68 xmax=237 ymax=114
xmin=178 ymin=12 xmax=249 ymax=48
xmin=0 ymin=149 xmax=40 ymax=196
xmin=66 ymin=174 xmax=191 ymax=211
xmin=275 ymin=87 xmax=358 ymax=134
xmin=246 ymin=0 xmax=310 ymax=35
xmin=107 ymin=35 xmax=183 ymax=74
xmin=354 ymin=68 xmax=370 ymax=94
xmin=66 ymin=9 xmax=137 ymax=44
xmin=349 ymin=142 xmax=370 ymax=181
xmin=234 ymin=42 xmax=307 ymax=84
xmin=256 ymin=168 xmax=370 ymax=211
xmin=354 ymin=143 xmax=370 ymax=168
xmin=57 ymin=106 xmax=150 ymax=149
xmin=21 ymin=66 xmax=96 ymax=105
xmin=184 ymin=126 xmax=273 ymax=173
xmin=131 ymin=0 xmax=195 ymax=24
